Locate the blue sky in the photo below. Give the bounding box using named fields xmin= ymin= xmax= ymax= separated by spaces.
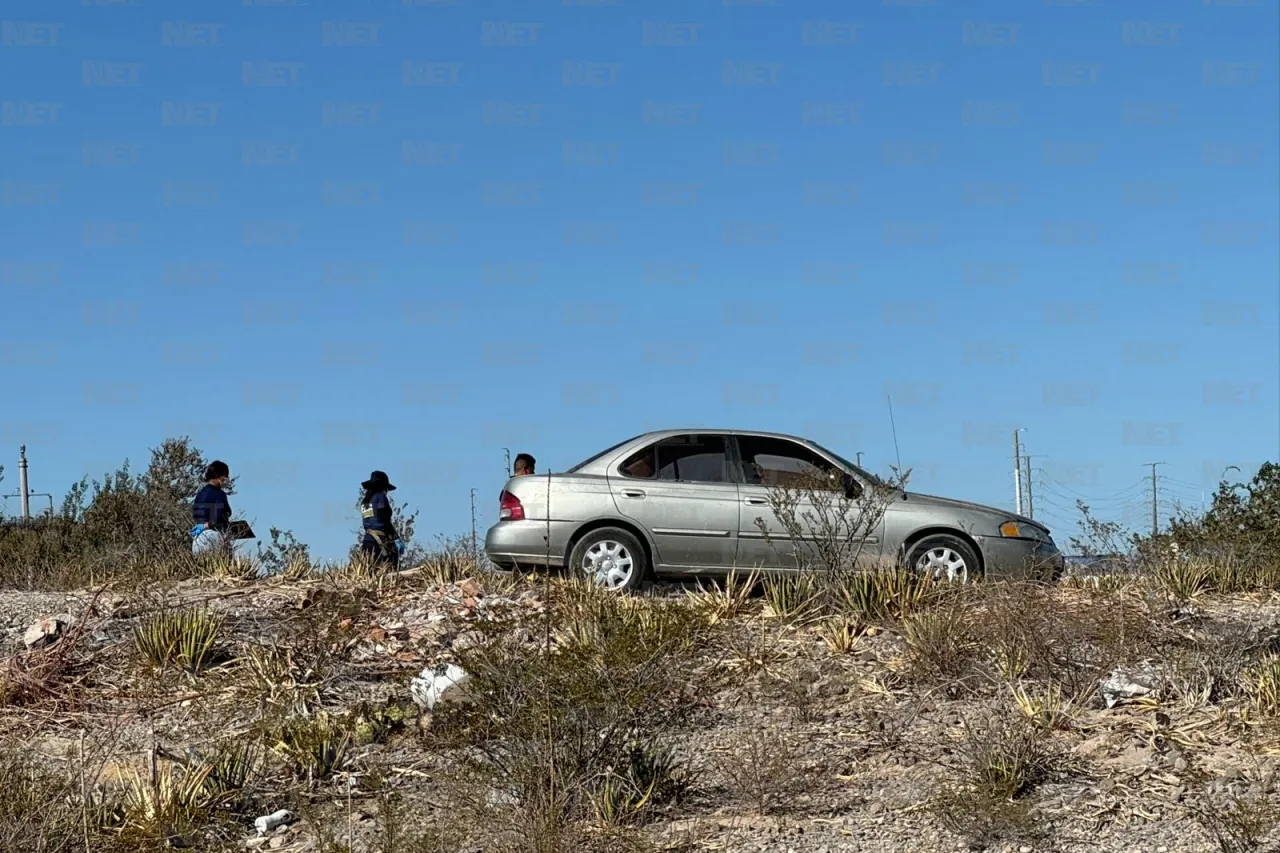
xmin=1 ymin=0 xmax=1277 ymax=559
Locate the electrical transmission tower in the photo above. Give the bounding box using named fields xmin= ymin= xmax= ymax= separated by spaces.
xmin=1144 ymin=462 xmax=1166 ymax=536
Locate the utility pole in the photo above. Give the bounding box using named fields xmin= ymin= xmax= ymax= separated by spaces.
xmin=18 ymin=445 xmax=30 ymax=521
xmin=469 ymin=488 xmax=479 ymax=562
xmin=1012 ymin=430 xmax=1024 ymax=515
xmin=1023 ymin=456 xmax=1034 ymax=519
xmin=1144 ymin=462 xmax=1166 ymax=537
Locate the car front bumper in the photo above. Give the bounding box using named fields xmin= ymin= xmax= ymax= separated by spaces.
xmin=975 ymin=535 xmax=1065 ymax=581
xmin=483 ymin=520 xmax=571 ymax=570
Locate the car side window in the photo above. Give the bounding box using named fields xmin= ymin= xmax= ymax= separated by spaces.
xmin=737 ymin=436 xmax=835 ymax=488
xmin=619 ymin=435 xmax=731 ymax=484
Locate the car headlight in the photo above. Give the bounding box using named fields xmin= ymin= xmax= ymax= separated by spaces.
xmin=999 ymin=521 xmax=1049 ymax=541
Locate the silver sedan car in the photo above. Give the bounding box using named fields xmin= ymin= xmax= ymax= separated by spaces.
xmin=484 ymin=429 xmax=1065 ymax=591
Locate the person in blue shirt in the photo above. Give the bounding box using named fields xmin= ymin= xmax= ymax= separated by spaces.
xmin=360 ymin=470 xmax=404 ymax=570
xmin=191 ymin=460 xmax=233 ymax=556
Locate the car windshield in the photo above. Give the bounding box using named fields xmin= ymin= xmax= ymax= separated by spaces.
xmin=565 ymin=433 xmax=646 ymax=474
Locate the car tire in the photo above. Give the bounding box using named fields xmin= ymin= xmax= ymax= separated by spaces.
xmin=903 ymin=534 xmax=981 ymax=583
xmin=568 ymin=527 xmax=649 ymax=593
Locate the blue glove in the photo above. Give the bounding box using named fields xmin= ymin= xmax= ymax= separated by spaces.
xmin=395 ymin=539 xmax=406 ymax=556
xmin=190 ymin=524 xmax=207 ymax=538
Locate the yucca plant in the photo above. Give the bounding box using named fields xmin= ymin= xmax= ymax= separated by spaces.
xmin=119 ymin=763 xmax=215 ymax=840
xmin=839 ymin=567 xmax=940 ymax=622
xmin=817 ymin=616 xmax=863 ymax=654
xmin=685 ymin=567 xmax=760 ymax=626
xmin=133 ymin=608 xmax=224 ymax=674
xmin=272 ymin=712 xmax=351 ymax=783
xmin=761 ymin=571 xmax=821 ymax=622
xmin=1243 ymin=653 xmax=1280 ymax=715
xmin=1150 ymin=558 xmax=1215 ymax=600
xmin=1009 ymin=682 xmax=1080 ymax=731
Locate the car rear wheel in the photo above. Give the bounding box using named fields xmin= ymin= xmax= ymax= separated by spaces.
xmin=904 ymin=534 xmax=979 ymax=583
xmin=568 ymin=527 xmax=648 ymax=592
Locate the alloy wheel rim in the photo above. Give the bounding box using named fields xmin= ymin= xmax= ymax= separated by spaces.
xmin=582 ymin=540 xmax=634 ymax=589
xmin=915 ymin=546 xmax=969 ymax=582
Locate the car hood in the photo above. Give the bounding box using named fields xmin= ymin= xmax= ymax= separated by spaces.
xmin=901 ymin=491 xmax=1044 ymax=529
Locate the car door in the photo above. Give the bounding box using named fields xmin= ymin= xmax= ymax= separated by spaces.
xmin=608 ymin=433 xmax=740 ymax=573
xmin=733 ymin=435 xmax=885 ymax=572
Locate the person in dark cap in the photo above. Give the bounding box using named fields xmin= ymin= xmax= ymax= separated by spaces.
xmin=359 ymin=470 xmax=403 ymax=569
xmin=192 ymin=460 xmax=234 ymax=556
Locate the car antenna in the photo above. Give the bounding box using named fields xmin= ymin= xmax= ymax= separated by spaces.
xmin=887 ymin=393 xmax=907 ymax=500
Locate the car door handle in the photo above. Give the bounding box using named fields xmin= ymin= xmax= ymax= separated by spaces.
xmin=743 ymin=497 xmax=767 ymax=506
xmin=621 ymin=489 xmax=646 ymax=499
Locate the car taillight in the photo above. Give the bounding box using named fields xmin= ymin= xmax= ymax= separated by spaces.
xmin=499 ymin=490 xmax=524 ymax=521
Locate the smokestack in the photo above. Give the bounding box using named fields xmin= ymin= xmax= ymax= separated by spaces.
xmin=18 ymin=445 xmax=30 ymax=521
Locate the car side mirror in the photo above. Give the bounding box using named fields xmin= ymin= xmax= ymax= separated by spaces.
xmin=841 ymin=472 xmax=861 ymax=499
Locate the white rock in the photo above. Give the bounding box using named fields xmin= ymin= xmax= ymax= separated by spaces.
xmin=410 ymin=663 xmax=471 ymax=711
xmin=23 ymin=616 xmax=65 ymax=650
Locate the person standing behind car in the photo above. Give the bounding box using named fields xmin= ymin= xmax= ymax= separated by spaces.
xmin=513 ymin=453 xmax=535 ymax=477
xmin=360 ymin=470 xmax=404 ymax=570
xmin=191 ymin=460 xmax=233 ymax=556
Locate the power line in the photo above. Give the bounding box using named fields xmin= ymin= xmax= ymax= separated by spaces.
xmin=1144 ymin=462 xmax=1166 ymax=537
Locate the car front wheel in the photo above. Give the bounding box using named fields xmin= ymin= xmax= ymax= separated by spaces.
xmin=568 ymin=527 xmax=648 ymax=592
xmin=904 ymin=534 xmax=980 ymax=583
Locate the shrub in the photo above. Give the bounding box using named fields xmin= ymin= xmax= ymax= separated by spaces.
xmin=133 ymin=608 xmax=225 ymax=674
